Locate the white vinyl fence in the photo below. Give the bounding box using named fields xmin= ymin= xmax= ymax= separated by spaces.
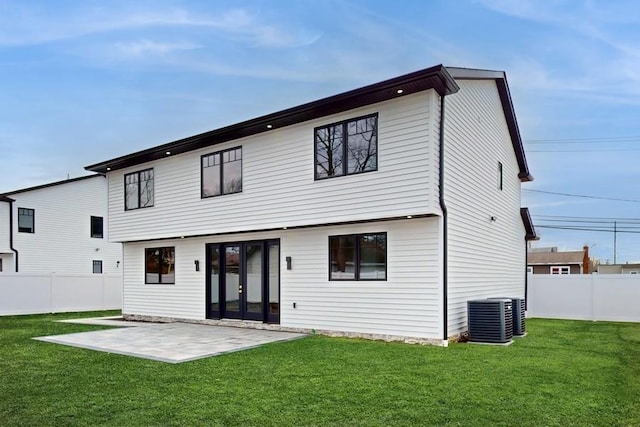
xmin=527 ymin=274 xmax=640 ymax=322
xmin=0 ymin=273 xmax=122 ymax=316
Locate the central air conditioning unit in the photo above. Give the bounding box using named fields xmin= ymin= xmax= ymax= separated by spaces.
xmin=467 ymin=299 xmax=513 ymax=344
xmin=489 ymin=297 xmax=526 ymax=336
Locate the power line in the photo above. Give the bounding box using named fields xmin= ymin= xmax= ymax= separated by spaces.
xmin=523 ymin=189 xmax=640 ymax=203
xmin=533 ymin=214 xmax=640 ymax=221
xmin=538 ymin=218 xmax=640 ymax=228
xmin=525 ymin=135 xmax=640 ymax=143
xmin=528 ymin=149 xmax=640 ymax=153
xmin=534 ymin=225 xmax=640 ymax=234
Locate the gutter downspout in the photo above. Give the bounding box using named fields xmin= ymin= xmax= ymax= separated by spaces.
xmin=438 ymin=94 xmax=448 ymax=343
xmin=8 ymin=199 xmax=19 ymax=272
xmin=524 ymin=244 xmax=528 ymax=310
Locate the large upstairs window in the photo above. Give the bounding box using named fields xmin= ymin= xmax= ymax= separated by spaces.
xmin=202 ymin=147 xmax=242 ymax=198
xmin=125 ymin=169 xmax=154 ymax=210
xmin=90 ymin=216 xmax=103 ymax=238
xmin=18 ymin=208 xmax=34 ymax=233
xmin=315 ymin=114 xmax=378 ymax=179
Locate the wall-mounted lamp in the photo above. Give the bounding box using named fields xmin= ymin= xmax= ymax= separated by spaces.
xmin=116 ymin=261 xmax=120 ymax=268
xmin=286 ymin=256 xmax=292 ymax=270
xmin=194 ymin=260 xmax=200 ymax=272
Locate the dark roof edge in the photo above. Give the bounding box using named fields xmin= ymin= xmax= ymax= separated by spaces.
xmin=3 ymin=174 xmax=103 ymax=196
xmin=446 ymin=67 xmax=533 ymax=182
xmin=0 ymin=195 xmax=15 ymax=202
xmin=85 ymin=65 xmax=460 ymax=173
xmin=520 ymin=207 xmax=538 ymax=241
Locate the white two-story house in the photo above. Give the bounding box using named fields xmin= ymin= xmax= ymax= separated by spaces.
xmin=86 ymin=65 xmax=536 ymax=344
xmin=0 ymin=175 xmax=122 ymax=274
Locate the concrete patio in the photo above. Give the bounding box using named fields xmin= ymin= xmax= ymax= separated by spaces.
xmin=34 ymin=317 xmax=307 ymax=363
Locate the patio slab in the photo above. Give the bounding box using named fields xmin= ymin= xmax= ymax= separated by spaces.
xmin=34 ymin=321 xmax=307 ymax=363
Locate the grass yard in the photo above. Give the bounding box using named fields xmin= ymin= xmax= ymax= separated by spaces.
xmin=1 ymin=312 xmax=639 ymax=426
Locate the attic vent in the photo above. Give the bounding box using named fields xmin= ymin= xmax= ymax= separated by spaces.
xmin=489 ymin=297 xmax=526 ymax=336
xmin=467 ymin=299 xmax=513 ymax=344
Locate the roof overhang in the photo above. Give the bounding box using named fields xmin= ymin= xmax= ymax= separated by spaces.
xmin=86 ymin=65 xmax=459 ymax=174
xmin=446 ymin=67 xmax=533 ymax=182
xmin=2 ymin=174 xmax=102 ymax=196
xmin=520 ymin=208 xmax=538 ymax=241
xmin=0 ymin=195 xmax=14 ymax=203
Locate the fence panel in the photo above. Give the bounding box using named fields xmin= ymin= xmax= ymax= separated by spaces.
xmin=527 ymin=274 xmax=640 ymax=322
xmin=0 ymin=273 xmax=122 ymax=316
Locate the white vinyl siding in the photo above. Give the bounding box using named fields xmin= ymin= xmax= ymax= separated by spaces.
xmin=444 ymin=79 xmax=526 ymax=337
xmin=9 ymin=177 xmax=123 ymax=274
xmin=0 ymin=202 xmax=10 ymax=253
xmin=107 ymin=91 xmax=440 ymax=242
xmin=122 ymin=218 xmax=442 ymax=339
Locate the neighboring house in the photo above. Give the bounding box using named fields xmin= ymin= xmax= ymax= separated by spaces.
xmin=527 ymin=245 xmax=590 ymax=275
xmin=597 ymin=263 xmax=640 ymax=274
xmin=86 ymin=64 xmax=535 ymax=344
xmin=0 ymin=175 xmax=122 ymax=274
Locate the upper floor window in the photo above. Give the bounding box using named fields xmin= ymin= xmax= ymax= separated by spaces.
xmin=329 ymin=232 xmax=387 ymax=281
xmin=125 ymin=169 xmax=154 ymax=210
xmin=18 ymin=208 xmax=34 ymax=233
xmin=315 ymin=114 xmax=378 ymax=179
xmin=145 ymin=247 xmax=175 ymax=284
xmin=202 ymin=147 xmax=242 ymax=198
xmin=90 ymin=216 xmax=103 ymax=238
xmin=550 ymin=266 xmax=570 ymax=275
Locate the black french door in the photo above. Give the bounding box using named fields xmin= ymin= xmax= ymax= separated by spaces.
xmin=206 ymin=240 xmax=279 ymax=323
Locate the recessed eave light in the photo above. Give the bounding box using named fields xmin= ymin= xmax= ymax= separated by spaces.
xmin=106 ymin=167 xmax=111 ymax=171
xmin=396 ymin=89 xmax=404 ymax=94
xmin=407 ymin=215 xmax=412 ymax=219
xmin=165 ymin=151 xmax=171 ymax=155
xmin=266 ymin=124 xmax=273 ymax=129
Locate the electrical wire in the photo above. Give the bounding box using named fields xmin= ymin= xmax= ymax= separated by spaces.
xmin=534 ymin=225 xmax=640 ymax=234
xmin=525 ymin=135 xmax=640 ymax=143
xmin=523 ymin=189 xmax=640 ymax=203
xmin=533 ymin=214 xmax=640 ymax=221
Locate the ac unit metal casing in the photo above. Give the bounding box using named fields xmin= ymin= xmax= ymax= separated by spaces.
xmin=467 ymin=299 xmax=513 ymax=344
xmin=489 ymin=297 xmax=526 ymax=336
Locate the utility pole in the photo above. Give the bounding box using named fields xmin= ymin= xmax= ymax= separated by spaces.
xmin=613 ymin=221 xmax=617 ymax=264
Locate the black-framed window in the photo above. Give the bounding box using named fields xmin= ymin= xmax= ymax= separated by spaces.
xmin=93 ymin=260 xmax=103 ymax=274
xmin=145 ymin=247 xmax=175 ymax=284
xmin=90 ymin=216 xmax=104 ymax=238
xmin=315 ymin=114 xmax=378 ymax=179
xmin=498 ymin=162 xmax=503 ymax=190
xmin=18 ymin=208 xmax=35 ymax=233
xmin=202 ymin=147 xmax=242 ymax=198
xmin=329 ymin=233 xmax=387 ymax=281
xmin=125 ymin=168 xmax=154 ymax=210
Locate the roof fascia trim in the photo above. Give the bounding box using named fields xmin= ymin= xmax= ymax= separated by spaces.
xmin=3 ymin=174 xmax=103 ymax=196
xmin=85 ymin=65 xmax=460 ymax=173
xmin=520 ymin=207 xmax=538 ymax=241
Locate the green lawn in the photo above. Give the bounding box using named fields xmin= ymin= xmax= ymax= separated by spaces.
xmin=1 ymin=312 xmax=639 ymax=426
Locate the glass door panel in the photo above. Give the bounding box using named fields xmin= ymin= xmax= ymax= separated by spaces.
xmin=210 ymin=245 xmax=220 ymax=315
xmin=244 ymin=243 xmax=263 ymax=320
xmin=224 ymin=245 xmax=241 ymax=318
xmin=267 ymin=242 xmax=280 ymax=323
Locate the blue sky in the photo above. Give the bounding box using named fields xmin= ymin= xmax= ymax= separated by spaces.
xmin=1 ymin=0 xmax=640 ymax=263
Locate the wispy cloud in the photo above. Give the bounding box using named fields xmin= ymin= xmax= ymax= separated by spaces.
xmin=111 ymin=40 xmax=201 ymax=58
xmin=0 ymin=4 xmax=319 ymax=49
